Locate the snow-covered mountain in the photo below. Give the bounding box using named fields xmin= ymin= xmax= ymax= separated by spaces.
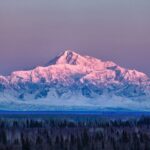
xmin=0 ymin=50 xmax=150 ymax=111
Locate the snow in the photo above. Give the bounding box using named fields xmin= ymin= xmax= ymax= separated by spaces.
xmin=0 ymin=50 xmax=150 ymax=111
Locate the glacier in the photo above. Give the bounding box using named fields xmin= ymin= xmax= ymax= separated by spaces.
xmin=0 ymin=50 xmax=150 ymax=111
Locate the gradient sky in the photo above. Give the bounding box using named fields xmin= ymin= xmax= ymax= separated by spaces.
xmin=0 ymin=0 xmax=150 ymax=76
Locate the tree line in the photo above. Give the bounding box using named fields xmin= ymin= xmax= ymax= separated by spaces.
xmin=0 ymin=116 xmax=149 ymax=150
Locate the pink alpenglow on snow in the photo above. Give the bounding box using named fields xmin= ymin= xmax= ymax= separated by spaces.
xmin=0 ymin=50 xmax=150 ymax=111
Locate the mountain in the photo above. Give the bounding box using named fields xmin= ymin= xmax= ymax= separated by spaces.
xmin=0 ymin=50 xmax=150 ymax=111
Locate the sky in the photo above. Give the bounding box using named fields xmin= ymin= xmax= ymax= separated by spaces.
xmin=0 ymin=0 xmax=150 ymax=76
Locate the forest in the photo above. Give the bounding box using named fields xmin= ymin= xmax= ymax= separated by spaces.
xmin=0 ymin=115 xmax=149 ymax=150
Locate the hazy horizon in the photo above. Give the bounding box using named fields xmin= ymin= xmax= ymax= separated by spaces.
xmin=0 ymin=0 xmax=150 ymax=76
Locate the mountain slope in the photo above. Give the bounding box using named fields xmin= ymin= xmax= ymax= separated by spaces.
xmin=0 ymin=50 xmax=150 ymax=111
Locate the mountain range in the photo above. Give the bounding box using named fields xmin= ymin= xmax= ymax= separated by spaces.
xmin=0 ymin=50 xmax=150 ymax=111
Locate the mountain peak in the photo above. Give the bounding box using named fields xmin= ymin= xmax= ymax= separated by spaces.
xmin=59 ymin=49 xmax=78 ymax=59
xmin=61 ymin=49 xmax=77 ymax=55
xmin=46 ymin=50 xmax=116 ymax=70
xmin=0 ymin=50 xmax=150 ymax=111
xmin=46 ymin=50 xmax=83 ymax=66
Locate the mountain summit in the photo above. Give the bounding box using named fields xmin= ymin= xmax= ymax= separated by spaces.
xmin=47 ymin=50 xmax=109 ymax=67
xmin=47 ymin=50 xmax=81 ymax=65
xmin=0 ymin=50 xmax=150 ymax=111
xmin=47 ymin=50 xmax=117 ymax=71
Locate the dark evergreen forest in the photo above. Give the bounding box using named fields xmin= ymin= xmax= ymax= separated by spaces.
xmin=0 ymin=115 xmax=149 ymax=150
